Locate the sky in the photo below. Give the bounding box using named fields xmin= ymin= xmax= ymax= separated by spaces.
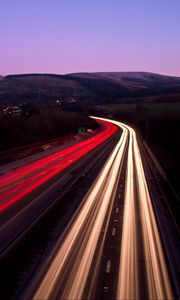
xmin=0 ymin=0 xmax=180 ymax=76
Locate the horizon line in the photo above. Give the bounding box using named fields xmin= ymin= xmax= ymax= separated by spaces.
xmin=1 ymin=70 xmax=180 ymax=78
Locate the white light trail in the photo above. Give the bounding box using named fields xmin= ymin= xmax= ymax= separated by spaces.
xmin=32 ymin=118 xmax=128 ymax=300
xmin=31 ymin=117 xmax=173 ymax=300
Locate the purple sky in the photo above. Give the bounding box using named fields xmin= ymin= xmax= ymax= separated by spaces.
xmin=1 ymin=0 xmax=180 ymax=76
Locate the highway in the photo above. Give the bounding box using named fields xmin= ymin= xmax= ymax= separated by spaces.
xmin=26 ymin=117 xmax=175 ymax=300
xmin=0 ymin=119 xmax=118 ymax=255
xmin=0 ymin=119 xmax=116 ymax=214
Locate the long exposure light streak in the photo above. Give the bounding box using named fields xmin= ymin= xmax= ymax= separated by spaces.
xmin=27 ymin=117 xmax=173 ymax=300
xmin=117 ymin=129 xmax=139 ymax=299
xmin=0 ymin=120 xmax=117 ymax=212
xmin=115 ymin=122 xmax=173 ymax=300
xmin=32 ymin=118 xmax=128 ymax=300
xmin=133 ymin=134 xmax=173 ymax=300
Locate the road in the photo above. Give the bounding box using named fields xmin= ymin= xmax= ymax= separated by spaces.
xmin=0 ymin=119 xmax=116 ymax=214
xmin=0 ymin=119 xmax=118 ymax=255
xmin=27 ymin=117 xmax=175 ymax=300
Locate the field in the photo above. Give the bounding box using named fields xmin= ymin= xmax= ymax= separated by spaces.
xmin=97 ymin=102 xmax=180 ymax=115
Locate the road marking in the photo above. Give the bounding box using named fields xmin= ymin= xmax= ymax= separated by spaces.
xmin=112 ymin=227 xmax=116 ymax=236
xmin=118 ymin=194 xmax=121 ymax=198
xmin=106 ymin=260 xmax=111 ymax=273
xmin=116 ymin=207 xmax=119 ymax=213
xmin=104 ymin=287 xmax=109 ymax=292
xmin=114 ymin=219 xmax=118 ymax=222
xmin=104 ymin=287 xmax=109 ymax=293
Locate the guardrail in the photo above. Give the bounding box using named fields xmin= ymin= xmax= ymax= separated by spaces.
xmin=143 ymin=140 xmax=167 ymax=181
xmin=143 ymin=140 xmax=180 ymax=203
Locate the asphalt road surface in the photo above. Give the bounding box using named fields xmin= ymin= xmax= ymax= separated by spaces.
xmin=26 ymin=117 xmax=176 ymax=300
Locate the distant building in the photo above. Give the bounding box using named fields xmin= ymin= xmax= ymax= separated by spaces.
xmin=12 ymin=106 xmax=22 ymax=116
xmin=1 ymin=105 xmax=12 ymax=116
xmin=67 ymin=98 xmax=77 ymax=103
xmin=0 ymin=104 xmax=22 ymax=117
xmin=50 ymin=99 xmax=62 ymax=107
xmin=55 ymin=99 xmax=62 ymax=106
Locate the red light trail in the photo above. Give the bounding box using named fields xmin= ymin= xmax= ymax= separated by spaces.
xmin=0 ymin=120 xmax=117 ymax=212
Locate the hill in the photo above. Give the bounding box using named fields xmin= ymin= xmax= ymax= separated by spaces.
xmin=68 ymin=72 xmax=180 ymax=94
xmin=0 ymin=72 xmax=180 ymax=104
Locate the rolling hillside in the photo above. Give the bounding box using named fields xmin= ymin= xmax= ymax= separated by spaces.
xmin=0 ymin=72 xmax=180 ymax=104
